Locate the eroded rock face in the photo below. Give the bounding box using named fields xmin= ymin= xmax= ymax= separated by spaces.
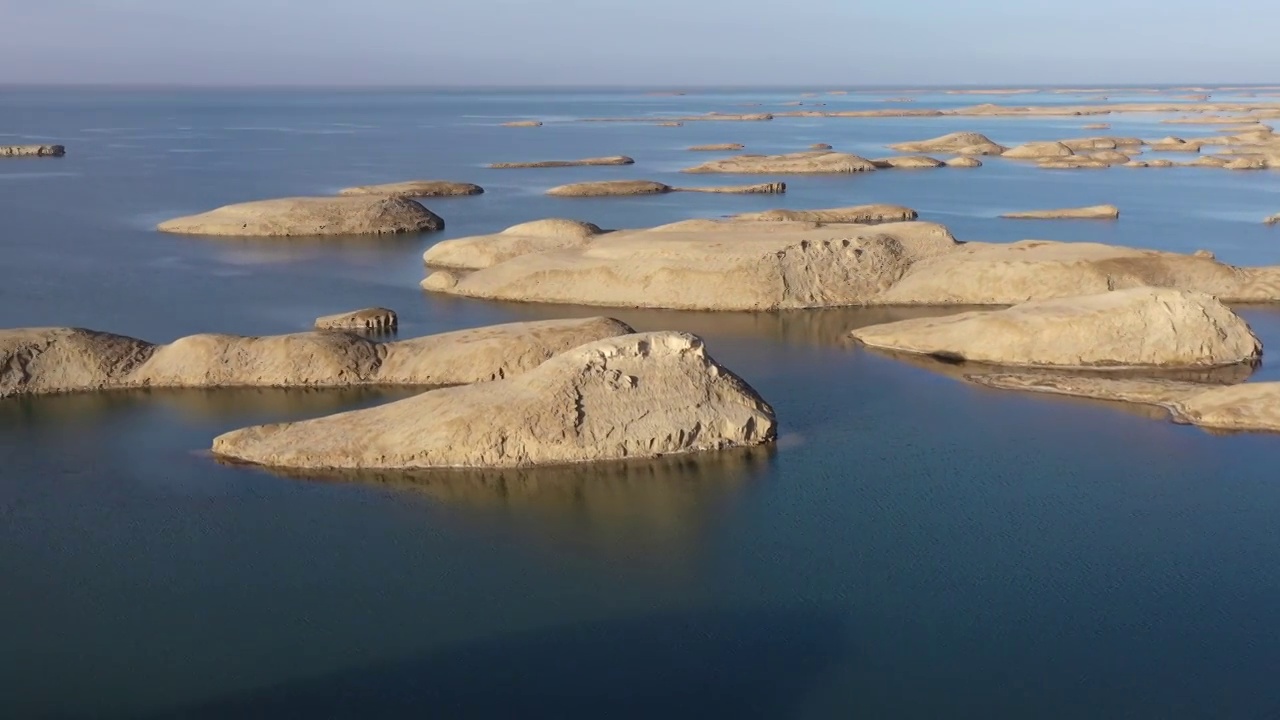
xmin=547 ymin=180 xmax=673 ymax=197
xmin=1174 ymin=384 xmax=1280 ymax=433
xmin=1059 ymin=136 xmax=1143 ymax=150
xmin=0 ymin=144 xmax=65 ymax=157
xmin=422 ymin=221 xmax=960 ymax=310
xmin=545 ymin=180 xmax=785 ymax=197
xmin=157 ymin=196 xmax=444 ymax=236
xmin=338 ymin=181 xmax=483 ymax=198
xmin=682 ymin=151 xmax=877 ymax=174
xmin=1087 ymin=150 xmax=1132 ymax=164
xmin=688 ymin=144 xmax=745 ymax=151
xmin=0 ymin=318 xmax=632 ymax=397
xmin=1001 ymin=204 xmax=1120 ymax=220
xmin=872 ymin=156 xmax=945 ymax=169
xmin=945 ymin=157 xmax=983 ymax=168
xmin=502 ymin=120 xmax=542 ymax=127
xmin=423 ymin=219 xmax=607 ymax=270
xmin=422 ymin=221 xmax=1280 ymax=310
xmin=211 ymin=332 xmax=777 ymax=469
xmin=489 ymin=156 xmax=634 ymax=169
xmin=887 ymin=132 xmax=1007 ymax=155
xmin=732 ymin=204 xmax=918 ymax=224
xmin=970 ymin=375 xmax=1280 ymax=434
xmin=879 ymin=239 xmax=1280 ymax=305
xmin=315 ymin=308 xmax=398 ymax=332
xmin=0 ymin=328 xmax=156 ymax=397
xmin=1003 ymin=141 xmax=1075 ymax=159
xmin=852 ymin=288 xmax=1261 ymax=369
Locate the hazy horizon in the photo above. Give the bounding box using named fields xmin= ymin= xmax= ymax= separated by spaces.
xmin=5 ymin=0 xmax=1279 ymax=87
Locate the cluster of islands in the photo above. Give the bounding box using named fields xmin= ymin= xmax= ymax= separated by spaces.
xmin=5 ymin=88 xmax=1280 ymax=477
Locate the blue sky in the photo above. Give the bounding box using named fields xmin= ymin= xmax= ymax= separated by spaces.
xmin=4 ymin=0 xmax=1278 ymax=86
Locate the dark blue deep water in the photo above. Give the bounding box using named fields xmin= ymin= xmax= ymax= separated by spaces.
xmin=3 ymin=87 xmax=1280 ymax=719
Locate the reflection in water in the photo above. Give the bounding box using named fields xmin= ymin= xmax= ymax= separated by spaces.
xmin=0 ymin=386 xmax=427 ymax=426
xmin=209 ymin=232 xmax=432 ymax=266
xmin=238 ymin=446 xmax=776 ymax=558
xmin=861 ymin=345 xmax=1259 ymax=423
xmin=423 ymin=293 xmax=985 ymax=347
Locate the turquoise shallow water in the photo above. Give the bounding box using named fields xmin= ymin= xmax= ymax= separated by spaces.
xmin=3 ymin=87 xmax=1280 ymax=719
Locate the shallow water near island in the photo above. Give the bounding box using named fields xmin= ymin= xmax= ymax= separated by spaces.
xmin=4 ymin=86 xmax=1280 ymax=718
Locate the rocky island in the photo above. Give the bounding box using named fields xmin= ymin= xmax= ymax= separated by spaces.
xmin=1 ymin=144 xmax=65 ymax=157
xmin=211 ymin=332 xmax=777 ymax=469
xmin=157 ymin=196 xmax=444 ymax=236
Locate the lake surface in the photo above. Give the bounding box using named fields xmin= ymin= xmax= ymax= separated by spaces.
xmin=3 ymin=86 xmax=1280 ymax=719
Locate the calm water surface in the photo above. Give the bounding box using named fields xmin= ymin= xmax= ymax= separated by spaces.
xmin=3 ymin=87 xmax=1280 ymax=719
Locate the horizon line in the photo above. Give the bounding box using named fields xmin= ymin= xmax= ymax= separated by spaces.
xmin=2 ymin=81 xmax=1278 ymax=91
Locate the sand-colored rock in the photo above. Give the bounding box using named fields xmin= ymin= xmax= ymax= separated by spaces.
xmin=888 ymin=132 xmax=1007 ymax=155
xmin=0 ymin=144 xmax=65 ymax=157
xmin=971 ymin=375 xmax=1280 ymax=434
xmin=156 ymin=196 xmax=443 ymax=237
xmin=1148 ymin=137 xmax=1203 ymax=152
xmin=1003 ymin=141 xmax=1075 ymax=159
xmin=1037 ymin=157 xmax=1110 ymax=169
xmin=944 ymin=156 xmax=983 ymax=168
xmin=809 ymin=143 xmax=833 ymax=150
xmin=488 ymin=156 xmax=634 ymax=169
xmin=423 ymin=219 xmax=607 ymax=270
xmin=1001 ymin=204 xmax=1120 ymax=220
xmin=0 ymin=318 xmax=632 ymax=398
xmin=1184 ymin=156 xmax=1231 ymax=168
xmin=314 ymin=308 xmax=398 ymax=333
xmin=688 ymin=144 xmax=745 ymax=152
xmin=338 ymin=181 xmax=483 ymax=198
xmin=883 ymin=97 xmax=915 ymax=103
xmin=682 ymin=151 xmax=876 ymax=174
xmin=211 ymin=332 xmax=777 ymax=469
xmin=423 ymin=221 xmax=960 ymax=310
xmin=545 ymin=180 xmax=785 ymax=197
xmin=1266 ymin=213 xmax=1280 ymax=225
xmin=852 ymin=288 xmax=1260 ymax=369
xmin=677 ymin=182 xmax=786 ymax=194
xmin=0 ymin=328 xmax=157 ymax=397
xmin=1224 ymin=157 xmax=1268 ymax=170
xmin=1163 ymin=116 xmax=1259 ymax=125
xmin=1089 ymin=150 xmax=1131 ymax=163
xmin=423 ymin=218 xmax=1280 ymax=311
xmin=1173 ymin=384 xmax=1280 ymax=433
xmin=1083 ymin=123 xmax=1111 ymax=130
xmin=878 ymin=239 xmax=1280 ymax=305
xmin=731 ymin=204 xmax=918 ymax=224
xmin=546 ymin=180 xmax=672 ymax=197
xmin=872 ymin=156 xmax=945 ymax=169
xmin=1059 ymin=136 xmax=1144 ymax=150
xmin=657 ymin=122 xmax=683 ymax=127
xmin=502 ymin=120 xmax=542 ymax=127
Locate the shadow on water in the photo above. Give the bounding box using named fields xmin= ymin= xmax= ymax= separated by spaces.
xmin=225 ymin=446 xmax=778 ymax=555
xmin=146 ymin=605 xmax=847 ymax=720
xmin=421 ymin=293 xmax=985 ymax=346
xmin=0 ymin=386 xmax=427 ymax=426
xmin=855 ymin=343 xmax=1262 ymax=423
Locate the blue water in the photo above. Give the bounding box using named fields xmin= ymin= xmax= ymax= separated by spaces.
xmin=3 ymin=87 xmax=1280 ymax=719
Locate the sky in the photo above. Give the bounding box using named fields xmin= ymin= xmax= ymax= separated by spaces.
xmin=2 ymin=0 xmax=1278 ymax=86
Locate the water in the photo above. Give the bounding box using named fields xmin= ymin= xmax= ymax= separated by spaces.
xmin=3 ymin=86 xmax=1280 ymax=719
